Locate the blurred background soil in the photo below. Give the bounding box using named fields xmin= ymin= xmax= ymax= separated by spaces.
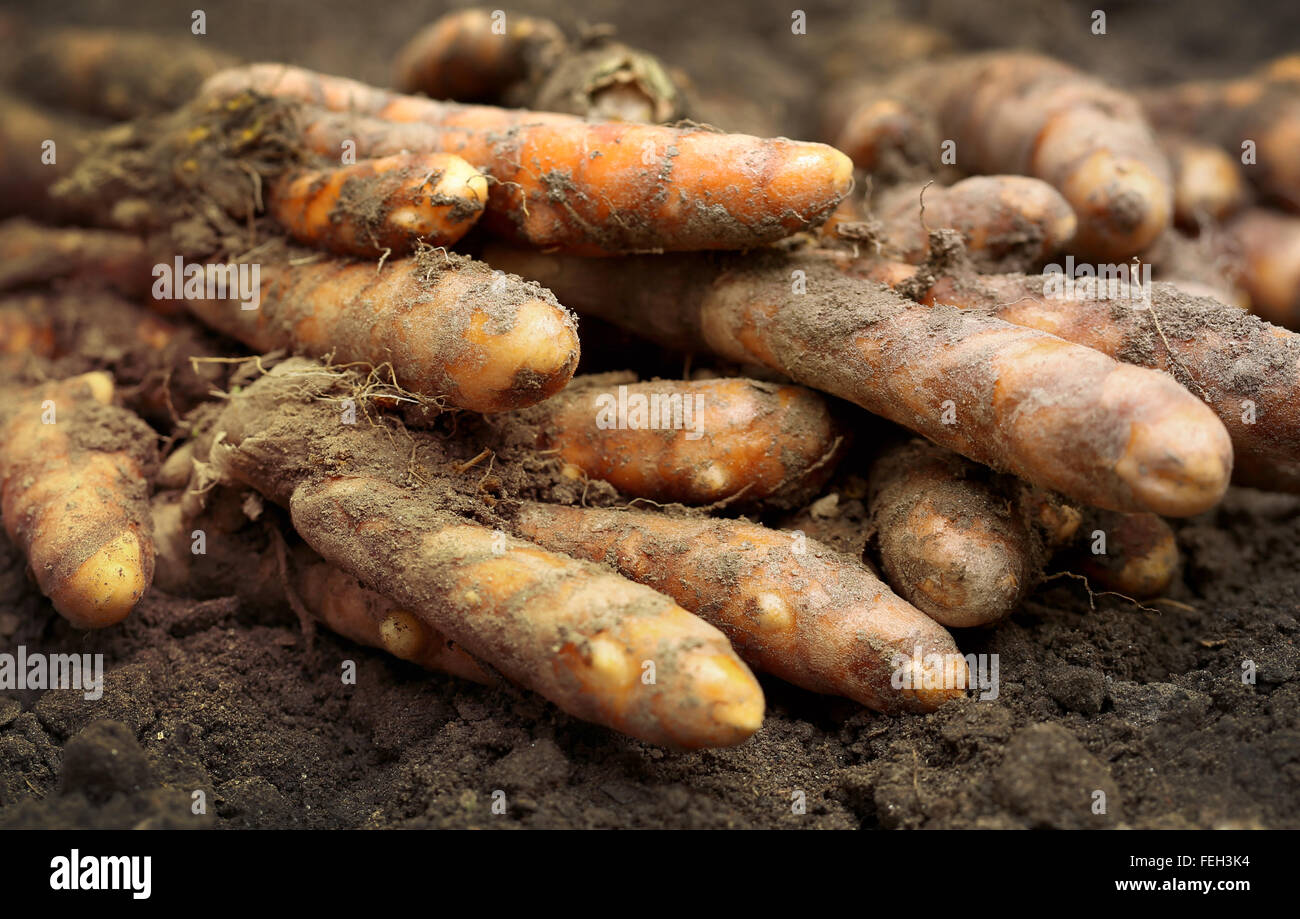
xmin=1 ymin=0 xmax=1297 ymax=828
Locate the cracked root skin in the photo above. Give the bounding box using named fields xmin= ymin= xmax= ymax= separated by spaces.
xmin=292 ymin=477 xmax=763 ymax=748
xmin=0 ymin=373 xmax=157 ymax=628
xmin=516 ymin=375 xmax=843 ymax=506
xmin=511 ymin=501 xmax=966 ymax=712
xmin=487 ymin=246 xmax=1232 ymax=516
xmin=202 ymin=64 xmax=853 ymax=254
xmin=183 ymin=244 xmax=578 ymax=414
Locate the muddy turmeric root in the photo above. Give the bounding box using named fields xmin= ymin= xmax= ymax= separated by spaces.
xmin=289 ymin=547 xmax=493 ymax=683
xmin=0 ymin=373 xmax=157 ymax=627
xmin=1225 ymin=208 xmax=1300 ymax=330
xmin=0 ymin=297 xmax=56 ymax=367
xmin=201 ymin=64 xmax=854 ymax=254
xmin=396 ymin=9 xmax=683 ymax=123
xmin=1159 ymin=134 xmax=1250 ymax=227
xmin=915 ymin=270 xmax=1300 ymax=492
xmin=878 ymin=52 xmax=1172 ymax=260
xmin=209 ymin=360 xmax=763 ymax=748
xmin=11 ymin=27 xmax=237 ymax=120
xmin=827 ymin=90 xmax=940 ymax=181
xmin=1070 ymin=508 xmax=1179 ymax=599
xmin=294 ymin=478 xmax=762 ymax=747
xmin=0 ymin=94 xmax=89 ymax=221
xmin=182 ymin=243 xmax=578 ymax=413
xmin=0 ymin=290 xmax=228 ymax=422
xmin=510 ymin=501 xmax=967 ymax=712
xmin=267 ymin=153 xmax=488 ymax=257
xmin=486 ymin=246 xmax=1233 ymax=516
xmin=1140 ymin=63 xmax=1300 ymax=212
xmin=151 ymin=489 xmax=491 ymax=681
xmin=393 ymin=8 xmax=565 ymax=104
xmin=866 ymin=440 xmax=1054 ymax=628
xmin=877 ymin=175 xmax=1077 ymax=272
xmin=509 ymin=375 xmax=843 ymax=506
xmin=0 ymin=219 xmax=156 ymax=298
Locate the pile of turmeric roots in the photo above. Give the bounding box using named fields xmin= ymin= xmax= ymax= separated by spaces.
xmin=2 ymin=12 xmax=1299 ymax=749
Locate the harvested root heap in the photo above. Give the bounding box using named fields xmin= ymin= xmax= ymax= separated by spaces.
xmin=846 ymin=261 xmax=1300 ymax=493
xmin=198 ymin=64 xmax=854 ymax=254
xmin=487 ymin=246 xmax=1233 ymax=517
xmin=5 ymin=16 xmax=1300 ymax=754
xmin=832 ymin=52 xmax=1174 ymax=260
xmin=166 ymin=358 xmax=965 ymax=741
xmin=191 ymin=359 xmax=765 ymax=748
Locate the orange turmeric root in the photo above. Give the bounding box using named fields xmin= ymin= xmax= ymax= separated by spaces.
xmin=12 ymin=27 xmax=237 ymax=120
xmin=267 ymin=153 xmax=488 ymax=257
xmin=866 ymin=440 xmax=1056 ymax=628
xmin=877 ymin=175 xmax=1077 ymax=271
xmin=509 ymin=375 xmax=844 ymax=506
xmin=485 ymin=245 xmax=1233 ymax=516
xmin=510 ymin=501 xmax=968 ymax=712
xmin=295 ymin=478 xmax=763 ymax=747
xmin=182 ymin=243 xmax=578 ymax=413
xmin=289 ymin=546 xmax=494 ymax=683
xmin=1140 ymin=61 xmax=1300 ymax=212
xmin=0 ymin=372 xmax=157 ymax=627
xmin=396 ymin=9 xmax=684 ymax=123
xmin=210 ymin=360 xmax=764 ymax=748
xmin=393 ymin=8 xmax=565 ymax=104
xmin=1071 ymin=508 xmax=1179 ymax=600
xmin=200 ymin=64 xmax=854 ymax=254
xmin=874 ymin=52 xmax=1172 ymax=260
xmin=912 ymin=269 xmax=1300 ymax=492
xmin=1159 ymin=133 xmax=1250 ymax=227
xmin=1225 ymin=208 xmax=1300 ymax=330
xmin=150 ymin=490 xmax=491 ymax=682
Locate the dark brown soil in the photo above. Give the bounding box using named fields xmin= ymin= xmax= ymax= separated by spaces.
xmin=2 ymin=0 xmax=1299 ymax=830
